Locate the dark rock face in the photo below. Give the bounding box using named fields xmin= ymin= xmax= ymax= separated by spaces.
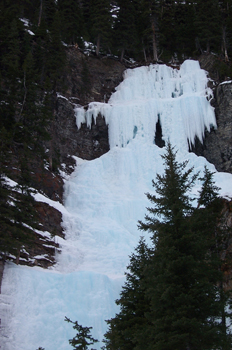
xmin=64 ymin=48 xmax=126 ymax=105
xmin=53 ymin=96 xmax=109 ymax=167
xmin=31 ymin=166 xmax=63 ymax=202
xmin=35 ymin=202 xmax=64 ymax=238
xmin=13 ymin=50 xmax=125 ymax=268
xmin=191 ymin=82 xmax=232 ymax=173
xmin=49 ymin=49 xmax=126 ymax=173
xmin=10 ymin=50 xmax=232 ymax=270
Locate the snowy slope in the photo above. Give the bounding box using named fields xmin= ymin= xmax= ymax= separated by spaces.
xmin=1 ymin=60 xmax=232 ymax=350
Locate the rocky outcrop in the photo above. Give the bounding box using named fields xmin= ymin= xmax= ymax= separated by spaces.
xmin=47 ymin=49 xmax=126 ymax=172
xmin=8 ymin=50 xmax=126 ymax=269
xmin=9 ymin=50 xmax=232 ymax=269
xmin=53 ymin=96 xmax=109 ymax=168
xmin=3 ymin=201 xmax=64 ymax=269
xmin=35 ymin=202 xmax=64 ymax=238
xmin=191 ymin=81 xmax=232 ymax=174
xmin=64 ymin=48 xmax=126 ymax=105
xmin=57 ymin=51 xmax=232 ymax=176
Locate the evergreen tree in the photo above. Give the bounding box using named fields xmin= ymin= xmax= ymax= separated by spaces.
xmin=45 ymin=10 xmax=66 ymax=89
xmin=194 ymin=0 xmax=221 ymax=54
xmin=58 ymin=0 xmax=84 ymax=45
xmin=219 ymin=0 xmax=232 ymax=61
xmin=138 ymin=144 xmax=231 ymax=350
xmin=113 ymin=0 xmax=138 ymax=61
xmin=196 ymin=166 xmax=232 ymax=349
xmin=104 ymin=142 xmax=232 ymax=350
xmin=65 ymin=317 xmax=99 ymax=350
xmin=136 ymin=0 xmax=161 ymax=61
xmin=159 ymin=0 xmax=196 ymax=60
xmin=159 ymin=0 xmax=177 ymax=59
xmin=174 ymin=1 xmax=196 ymax=58
xmin=88 ymin=0 xmax=112 ymax=56
xmin=104 ymin=237 xmax=151 ymax=349
xmin=0 ymin=0 xmax=64 ymax=262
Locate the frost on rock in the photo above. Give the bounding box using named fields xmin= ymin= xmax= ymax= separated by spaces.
xmin=1 ymin=60 xmax=232 ymax=350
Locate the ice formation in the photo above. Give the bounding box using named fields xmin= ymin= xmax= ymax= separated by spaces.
xmin=1 ymin=60 xmax=232 ymax=350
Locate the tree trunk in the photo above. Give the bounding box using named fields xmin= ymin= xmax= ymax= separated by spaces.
xmin=143 ymin=45 xmax=147 ymax=63
xmin=49 ymin=117 xmax=55 ymax=171
xmin=206 ymin=40 xmax=210 ymax=54
xmin=120 ymin=48 xmax=125 ymax=62
xmin=151 ymin=19 xmax=158 ymax=62
xmin=38 ymin=0 xmax=43 ymax=27
xmin=96 ymin=34 xmax=101 ymax=56
xmin=222 ymin=26 xmax=229 ymax=62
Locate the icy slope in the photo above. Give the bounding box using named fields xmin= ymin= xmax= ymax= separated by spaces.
xmin=1 ymin=60 xmax=232 ymax=350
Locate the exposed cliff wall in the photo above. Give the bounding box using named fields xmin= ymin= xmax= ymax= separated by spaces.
xmin=192 ymin=55 xmax=232 ymax=174
xmin=191 ymin=81 xmax=232 ymax=173
xmin=48 ymin=49 xmax=126 ymax=173
xmin=5 ymin=50 xmax=232 ymax=270
xmin=54 ymin=51 xmax=232 ymax=176
xmin=1 ymin=50 xmax=125 ymax=269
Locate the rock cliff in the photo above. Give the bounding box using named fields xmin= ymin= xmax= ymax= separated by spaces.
xmin=5 ymin=50 xmax=232 ymax=269
xmin=191 ymin=81 xmax=232 ymax=174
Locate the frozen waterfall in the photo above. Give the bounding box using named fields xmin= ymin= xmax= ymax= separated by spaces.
xmin=1 ymin=60 xmax=232 ymax=350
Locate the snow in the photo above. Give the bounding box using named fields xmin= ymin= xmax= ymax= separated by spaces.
xmin=19 ymin=18 xmax=29 ymax=27
xmin=33 ymin=192 xmax=69 ymax=216
xmin=220 ymin=80 xmax=232 ymax=85
xmin=26 ymin=29 xmax=35 ymax=36
xmin=3 ymin=176 xmax=68 ymax=216
xmin=1 ymin=60 xmax=232 ymax=350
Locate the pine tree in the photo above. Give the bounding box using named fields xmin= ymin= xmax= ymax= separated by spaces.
xmin=159 ymin=0 xmax=196 ymax=59
xmin=104 ymin=142 xmax=232 ymax=350
xmin=219 ymin=0 xmax=232 ymax=61
xmin=135 ymin=0 xmax=161 ymax=62
xmin=196 ymin=166 xmax=232 ymax=349
xmin=88 ymin=0 xmax=112 ymax=56
xmin=138 ymin=143 xmax=231 ymax=350
xmin=45 ymin=10 xmax=66 ymax=89
xmin=140 ymin=144 xmax=230 ymax=350
xmin=113 ymin=0 xmax=138 ymax=61
xmin=194 ymin=0 xmax=221 ymax=54
xmin=158 ymin=0 xmax=177 ymax=59
xmin=104 ymin=237 xmax=151 ymax=349
xmin=65 ymin=317 xmax=99 ymax=350
xmin=174 ymin=1 xmax=196 ymax=58
xmin=58 ymin=0 xmax=84 ymax=45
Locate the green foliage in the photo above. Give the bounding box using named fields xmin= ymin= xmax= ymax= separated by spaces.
xmin=58 ymin=0 xmax=84 ymax=45
xmin=0 ymin=128 xmax=35 ymax=262
xmin=0 ymin=0 xmax=67 ymax=262
xmin=198 ymin=166 xmax=220 ymax=207
xmin=103 ymin=142 xmax=232 ymax=350
xmin=88 ymin=0 xmax=113 ymax=55
xmin=104 ymin=237 xmax=151 ymax=349
xmin=213 ymin=59 xmax=232 ymax=81
xmin=65 ymin=317 xmax=99 ymax=350
xmin=194 ymin=0 xmax=221 ymax=53
xmin=113 ymin=0 xmax=138 ymax=60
